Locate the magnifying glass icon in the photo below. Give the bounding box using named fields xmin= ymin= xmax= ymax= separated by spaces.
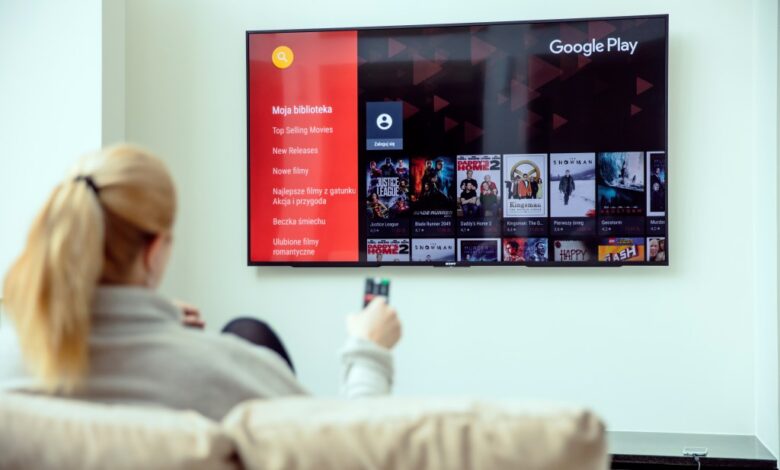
xmin=272 ymin=46 xmax=294 ymax=69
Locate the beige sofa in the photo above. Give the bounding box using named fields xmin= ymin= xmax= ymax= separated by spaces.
xmin=0 ymin=394 xmax=608 ymax=470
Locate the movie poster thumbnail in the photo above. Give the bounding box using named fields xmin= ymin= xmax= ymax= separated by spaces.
xmin=552 ymin=239 xmax=596 ymax=263
xmin=366 ymin=157 xmax=410 ymax=220
xmin=366 ymin=239 xmax=410 ymax=263
xmin=502 ymin=238 xmax=549 ymax=263
xmin=503 ymin=154 xmax=547 ymax=218
xmin=647 ymin=237 xmax=666 ymax=262
xmin=457 ymin=238 xmax=500 ymax=263
xmin=647 ymin=151 xmax=666 ymax=216
xmin=550 ymin=153 xmax=596 ymax=218
xmin=411 ymin=238 xmax=455 ymax=262
xmin=410 ymin=156 xmax=456 ymax=216
xmin=598 ymin=237 xmax=644 ymax=262
xmin=456 ymin=155 xmax=501 ymax=218
xmin=597 ymin=152 xmax=645 ymax=216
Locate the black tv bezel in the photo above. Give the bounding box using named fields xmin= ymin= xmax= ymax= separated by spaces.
xmin=246 ymin=14 xmax=669 ymax=268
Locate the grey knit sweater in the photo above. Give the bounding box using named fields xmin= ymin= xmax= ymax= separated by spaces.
xmin=0 ymin=286 xmax=393 ymax=420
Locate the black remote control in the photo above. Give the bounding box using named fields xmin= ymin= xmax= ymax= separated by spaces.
xmin=364 ymin=277 xmax=390 ymax=306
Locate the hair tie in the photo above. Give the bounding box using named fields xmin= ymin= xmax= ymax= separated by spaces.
xmin=74 ymin=175 xmax=100 ymax=195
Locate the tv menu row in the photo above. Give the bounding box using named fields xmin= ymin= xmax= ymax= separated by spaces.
xmin=366 ymin=237 xmax=667 ymax=264
xmin=364 ymin=151 xmax=667 ymax=242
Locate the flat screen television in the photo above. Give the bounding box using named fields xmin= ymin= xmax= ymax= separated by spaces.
xmin=247 ymin=15 xmax=668 ymax=266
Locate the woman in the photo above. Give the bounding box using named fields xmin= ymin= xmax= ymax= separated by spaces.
xmin=0 ymin=145 xmax=401 ymax=420
xmin=367 ymin=192 xmax=389 ymax=219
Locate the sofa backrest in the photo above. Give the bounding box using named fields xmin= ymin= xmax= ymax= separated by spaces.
xmin=223 ymin=396 xmax=608 ymax=470
xmin=0 ymin=393 xmax=607 ymax=470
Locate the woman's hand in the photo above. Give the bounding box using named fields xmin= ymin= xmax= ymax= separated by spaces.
xmin=173 ymin=300 xmax=206 ymax=329
xmin=346 ymin=297 xmax=401 ymax=349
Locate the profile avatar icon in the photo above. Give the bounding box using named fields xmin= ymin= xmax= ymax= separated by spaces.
xmin=376 ymin=113 xmax=393 ymax=131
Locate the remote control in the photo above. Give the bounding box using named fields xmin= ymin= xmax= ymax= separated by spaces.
xmin=364 ymin=277 xmax=390 ymax=306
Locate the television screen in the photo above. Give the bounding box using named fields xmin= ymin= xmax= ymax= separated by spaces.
xmin=247 ymin=15 xmax=668 ymax=266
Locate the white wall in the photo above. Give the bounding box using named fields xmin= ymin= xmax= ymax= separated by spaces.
xmin=102 ymin=0 xmax=125 ymax=145
xmin=120 ymin=0 xmax=776 ymax=441
xmin=754 ymin=0 xmax=780 ymax=456
xmin=0 ymin=0 xmax=103 ymax=280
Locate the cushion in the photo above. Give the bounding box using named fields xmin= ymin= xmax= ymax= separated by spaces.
xmin=223 ymin=396 xmax=607 ymax=470
xmin=0 ymin=393 xmax=238 ymax=470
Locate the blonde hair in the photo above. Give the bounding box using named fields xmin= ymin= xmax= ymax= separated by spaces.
xmin=2 ymin=144 xmax=176 ymax=391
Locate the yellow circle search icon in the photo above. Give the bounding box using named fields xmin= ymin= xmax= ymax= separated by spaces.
xmin=272 ymin=46 xmax=294 ymax=69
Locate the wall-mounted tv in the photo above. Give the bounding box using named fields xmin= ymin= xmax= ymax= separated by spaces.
xmin=247 ymin=15 xmax=668 ymax=267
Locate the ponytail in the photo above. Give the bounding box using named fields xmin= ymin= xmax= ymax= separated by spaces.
xmin=3 ymin=145 xmax=176 ymax=392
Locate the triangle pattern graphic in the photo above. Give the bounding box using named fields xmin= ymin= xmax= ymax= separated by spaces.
xmin=433 ymin=95 xmax=449 ymax=112
xmin=413 ymin=53 xmax=443 ymax=85
xmin=403 ymin=101 xmax=420 ymax=119
xmin=636 ymin=77 xmax=653 ymax=95
xmin=588 ymin=20 xmax=617 ymax=40
xmin=464 ymin=121 xmax=483 ymax=143
xmin=561 ymin=23 xmax=588 ymax=44
xmin=444 ymin=117 xmax=458 ymax=132
xmin=511 ymin=79 xmax=541 ymax=111
xmin=527 ymin=111 xmax=542 ymax=125
xmin=471 ymin=36 xmax=497 ymax=65
xmin=388 ymin=38 xmax=406 ymax=57
xmin=528 ymin=56 xmax=562 ymax=90
xmin=553 ymin=114 xmax=568 ymax=130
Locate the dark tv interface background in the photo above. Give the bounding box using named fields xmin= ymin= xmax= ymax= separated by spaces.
xmin=358 ymin=16 xmax=668 ymax=266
